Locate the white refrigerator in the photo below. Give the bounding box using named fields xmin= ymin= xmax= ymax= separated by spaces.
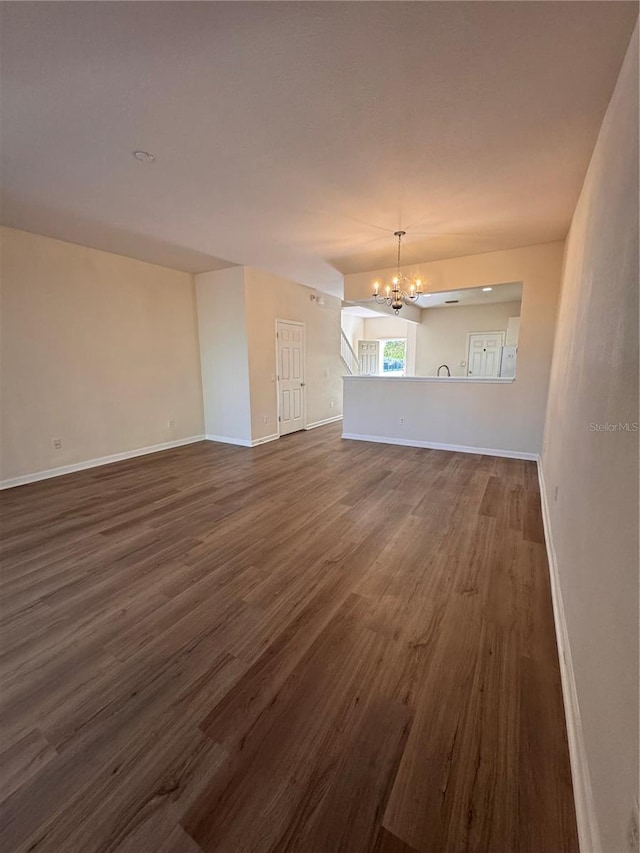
xmin=499 ymin=345 xmax=517 ymax=378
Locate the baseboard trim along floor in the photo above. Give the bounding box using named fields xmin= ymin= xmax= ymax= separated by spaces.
xmin=341 ymin=432 xmax=537 ymax=461
xmin=305 ymin=415 xmax=343 ymax=430
xmin=537 ymin=462 xmax=600 ymax=853
xmin=206 ymin=433 xmax=280 ymax=448
xmin=3 ymin=425 xmax=341 ymax=489
xmin=0 ymin=435 xmax=206 ymax=490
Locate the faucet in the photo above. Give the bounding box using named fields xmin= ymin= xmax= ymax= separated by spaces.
xmin=437 ymin=364 xmax=451 ymax=377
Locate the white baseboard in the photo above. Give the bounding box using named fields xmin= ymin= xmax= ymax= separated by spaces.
xmin=206 ymin=433 xmax=279 ymax=448
xmin=538 ymin=461 xmax=600 ymax=853
xmin=305 ymin=415 xmax=343 ymax=430
xmin=341 ymin=432 xmax=537 ymax=461
xmin=206 ymin=434 xmax=253 ymax=447
xmin=249 ymin=433 xmax=280 ymax=447
xmin=0 ymin=435 xmax=206 ymax=490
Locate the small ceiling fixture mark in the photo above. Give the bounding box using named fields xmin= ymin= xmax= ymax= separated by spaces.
xmin=133 ymin=150 xmax=155 ymax=163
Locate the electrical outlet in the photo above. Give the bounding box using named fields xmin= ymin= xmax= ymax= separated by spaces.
xmin=263 ymin=416 xmax=268 ymax=424
xmin=554 ymin=485 xmax=559 ymax=502
xmin=52 ymin=438 xmax=62 ymax=450
xmin=627 ymin=801 xmax=639 ymax=853
xmin=399 ymin=417 xmax=405 ymax=425
xmin=168 ymin=419 xmax=175 ymax=430
xmin=330 ymin=400 xmax=334 ymax=408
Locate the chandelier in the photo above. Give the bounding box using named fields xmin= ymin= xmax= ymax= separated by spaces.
xmin=372 ymin=230 xmax=423 ymax=314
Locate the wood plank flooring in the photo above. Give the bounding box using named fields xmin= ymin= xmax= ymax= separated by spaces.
xmin=0 ymin=424 xmax=579 ymax=852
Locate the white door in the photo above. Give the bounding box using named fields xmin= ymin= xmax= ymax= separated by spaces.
xmin=467 ymin=332 xmax=505 ymax=377
xmin=358 ymin=340 xmax=380 ymax=375
xmin=277 ymin=320 xmax=305 ymax=435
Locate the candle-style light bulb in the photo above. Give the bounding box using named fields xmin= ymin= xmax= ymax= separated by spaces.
xmin=373 ymin=281 xmax=379 ymax=294
xmin=410 ymin=284 xmax=415 ymax=294
xmin=415 ymin=278 xmax=422 ymax=290
xmin=392 ymin=276 xmax=399 ymax=286
xmin=385 ymin=285 xmax=391 ymax=295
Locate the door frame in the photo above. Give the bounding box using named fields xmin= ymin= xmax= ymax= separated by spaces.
xmin=275 ymin=318 xmax=307 ymax=437
xmin=465 ymin=331 xmax=505 ymax=377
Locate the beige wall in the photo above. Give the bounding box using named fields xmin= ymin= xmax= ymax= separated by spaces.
xmin=417 ymin=301 xmax=521 ymax=377
xmin=344 ymin=241 xmax=564 ymax=454
xmin=0 ymin=227 xmax=205 ymax=482
xmin=195 ymin=268 xmax=252 ymax=443
xmin=541 ymin=24 xmax=638 ymax=853
xmin=340 ymin=312 xmax=364 ymax=353
xmin=244 ymin=267 xmax=343 ymax=439
xmin=1 ymin=233 xmax=344 ymax=475
xmin=362 ymin=316 xmax=417 ymax=376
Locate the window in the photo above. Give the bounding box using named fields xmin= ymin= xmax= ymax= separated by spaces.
xmin=380 ymin=339 xmax=407 ymax=376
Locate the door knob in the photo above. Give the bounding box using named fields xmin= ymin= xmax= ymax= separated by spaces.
xmin=300 ymin=382 xmax=306 ymax=387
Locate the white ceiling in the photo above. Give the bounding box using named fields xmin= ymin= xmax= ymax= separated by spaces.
xmin=342 ymin=305 xmax=388 ymax=319
xmin=1 ymin=2 xmax=637 ymax=296
xmin=418 ymin=281 xmax=523 ymax=309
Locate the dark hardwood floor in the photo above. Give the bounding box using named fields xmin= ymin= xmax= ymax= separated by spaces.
xmin=0 ymin=424 xmax=578 ymax=852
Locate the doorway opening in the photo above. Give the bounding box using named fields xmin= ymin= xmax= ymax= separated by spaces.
xmin=380 ymin=339 xmax=407 ymax=376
